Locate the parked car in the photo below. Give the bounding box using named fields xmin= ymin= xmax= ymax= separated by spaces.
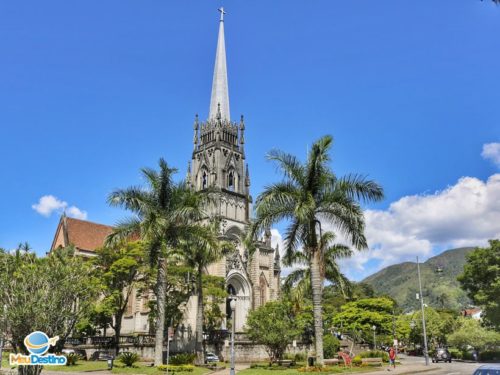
xmin=432 ymin=347 xmax=452 ymax=363
xmin=472 ymin=364 xmax=500 ymax=375
xmin=205 ymin=352 xmax=219 ymax=363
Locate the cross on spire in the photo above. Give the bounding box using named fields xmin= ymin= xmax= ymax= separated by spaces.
xmin=218 ymin=7 xmax=226 ymax=22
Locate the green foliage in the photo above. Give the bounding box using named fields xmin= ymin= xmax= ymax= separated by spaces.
xmin=202 ymin=275 xmax=228 ymax=332
xmin=0 ymin=246 xmax=99 ymax=354
xmin=357 ymin=351 xmax=389 ymax=363
xmin=118 ymin=352 xmax=140 ymax=367
xmin=480 ymin=350 xmax=500 ymax=361
xmin=92 ymin=241 xmax=148 ymax=353
xmin=352 ymin=356 xmax=362 ymax=366
xmin=409 ymin=307 xmax=458 ymax=348
xmin=458 ymin=240 xmax=500 ymax=329
xmin=64 ymin=353 xmax=79 ymax=366
xmin=447 ymin=317 xmax=500 ymax=351
xmin=330 ymin=297 xmax=395 ymax=342
xmin=169 ymin=353 xmax=196 ymax=365
xmin=246 ymin=301 xmax=302 ymax=363
xmin=363 ymin=247 xmax=474 ymax=311
xmin=448 ymin=348 xmax=462 ymax=359
xmin=322 ymin=334 xmax=340 ymax=359
xmin=158 ymin=365 xmax=194 ymax=372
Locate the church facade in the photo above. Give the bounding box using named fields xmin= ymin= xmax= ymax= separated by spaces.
xmin=51 ymin=9 xmax=281 ymax=337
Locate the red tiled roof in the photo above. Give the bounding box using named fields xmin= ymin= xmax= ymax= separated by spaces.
xmin=66 ymin=217 xmax=114 ymax=251
xmin=463 ymin=308 xmax=482 ymax=316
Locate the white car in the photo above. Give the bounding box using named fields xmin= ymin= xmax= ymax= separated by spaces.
xmin=205 ymin=352 xmax=219 ymax=363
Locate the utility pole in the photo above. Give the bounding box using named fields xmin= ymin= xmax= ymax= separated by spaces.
xmin=417 ymin=257 xmax=429 ymax=366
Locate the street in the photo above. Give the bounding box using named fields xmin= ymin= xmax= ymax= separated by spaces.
xmin=397 ymin=355 xmax=493 ymax=375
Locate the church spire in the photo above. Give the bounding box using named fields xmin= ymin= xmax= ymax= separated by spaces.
xmin=208 ymin=7 xmax=230 ymax=121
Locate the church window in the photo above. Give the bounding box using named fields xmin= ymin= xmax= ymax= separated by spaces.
xmin=228 ymin=171 xmax=234 ymax=191
xmin=259 ymin=275 xmax=267 ymax=307
xmin=202 ymin=171 xmax=208 ymax=189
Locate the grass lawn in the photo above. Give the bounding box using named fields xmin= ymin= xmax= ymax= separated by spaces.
xmin=1 ymin=353 xmax=211 ymax=375
xmin=44 ymin=362 xmax=212 ymax=375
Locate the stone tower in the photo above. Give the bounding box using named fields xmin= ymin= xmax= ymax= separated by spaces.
xmin=185 ymin=8 xmax=280 ymax=333
xmin=189 ymin=7 xmax=251 ymax=233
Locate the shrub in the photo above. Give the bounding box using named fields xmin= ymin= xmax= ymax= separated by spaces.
xmin=119 ymin=352 xmax=140 ymax=367
xmin=169 ymin=353 xmax=196 ymax=365
xmin=158 ymin=365 xmax=194 ymax=372
xmin=480 ymin=351 xmax=500 ymax=361
xmin=358 ymin=350 xmax=389 ymax=362
xmin=64 ymin=352 xmax=78 ymax=366
xmin=323 ymin=335 xmax=340 ymax=359
xmin=448 ymin=348 xmax=462 ymax=359
xmin=352 ymin=356 xmax=362 ymax=366
xmin=294 ymin=353 xmax=307 ymax=362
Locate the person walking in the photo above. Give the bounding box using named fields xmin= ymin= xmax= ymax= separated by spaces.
xmin=389 ymin=347 xmax=396 ymax=369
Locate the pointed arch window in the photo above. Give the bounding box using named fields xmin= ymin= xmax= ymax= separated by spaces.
xmin=228 ymin=171 xmax=235 ymax=191
xmin=202 ymin=170 xmax=208 ymax=189
xmin=259 ymin=274 xmax=267 ymax=307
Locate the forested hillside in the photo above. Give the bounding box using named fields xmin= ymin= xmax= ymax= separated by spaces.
xmin=362 ymin=247 xmax=474 ymax=311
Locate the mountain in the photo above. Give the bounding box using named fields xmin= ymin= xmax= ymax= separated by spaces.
xmin=362 ymin=247 xmax=474 ymax=312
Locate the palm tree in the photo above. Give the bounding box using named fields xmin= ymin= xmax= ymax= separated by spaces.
xmin=107 ymin=158 xmax=209 ymax=366
xmin=250 ymin=135 xmax=383 ymax=366
xmin=179 ymin=221 xmax=232 ymax=365
xmin=283 ymin=231 xmax=353 ymax=307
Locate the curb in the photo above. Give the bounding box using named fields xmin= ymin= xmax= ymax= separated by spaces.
xmin=395 ymin=367 xmax=440 ymax=375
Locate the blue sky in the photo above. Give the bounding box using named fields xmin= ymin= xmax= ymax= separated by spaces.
xmin=1 ymin=1 xmax=499 ymax=280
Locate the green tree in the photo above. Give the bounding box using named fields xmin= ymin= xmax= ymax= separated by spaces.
xmin=0 ymin=247 xmax=99 ymax=375
xmin=107 ymin=158 xmax=209 ymax=365
xmin=447 ymin=317 xmax=500 ymax=351
xmin=331 ymin=297 xmax=395 ymax=345
xmin=458 ymin=240 xmax=500 ymax=330
xmin=283 ymin=232 xmax=352 ymax=305
xmin=246 ymin=301 xmax=301 ymax=364
xmin=409 ymin=307 xmax=457 ymax=348
xmin=179 ymin=223 xmax=231 ymax=365
xmin=250 ymin=135 xmax=384 ymax=365
xmin=92 ymin=241 xmax=148 ymax=355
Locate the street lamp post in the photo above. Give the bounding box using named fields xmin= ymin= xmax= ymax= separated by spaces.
xmin=372 ymin=325 xmax=376 ymax=350
xmin=417 ymin=257 xmax=429 ymax=366
xmin=230 ymin=298 xmax=237 ymax=375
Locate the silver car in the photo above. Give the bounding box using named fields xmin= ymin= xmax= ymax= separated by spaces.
xmin=205 ymin=352 xmax=219 ymax=363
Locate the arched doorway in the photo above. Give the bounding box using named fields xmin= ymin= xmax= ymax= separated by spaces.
xmin=226 ymin=271 xmax=251 ymax=332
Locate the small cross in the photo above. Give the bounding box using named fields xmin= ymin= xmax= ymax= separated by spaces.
xmin=218 ymin=7 xmax=226 ymax=22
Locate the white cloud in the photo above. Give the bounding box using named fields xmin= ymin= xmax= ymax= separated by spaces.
xmin=338 ymin=174 xmax=500 ymax=280
xmin=482 ymin=143 xmax=500 ymax=167
xmin=66 ymin=206 xmax=88 ymax=220
xmin=32 ymin=195 xmax=87 ymax=220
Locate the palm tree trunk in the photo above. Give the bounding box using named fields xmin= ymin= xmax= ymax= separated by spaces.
xmin=195 ymin=270 xmax=205 ymax=365
xmin=154 ymin=255 xmax=167 ymax=366
xmin=309 ymin=249 xmax=324 ymax=366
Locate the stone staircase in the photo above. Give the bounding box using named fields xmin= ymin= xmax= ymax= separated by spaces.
xmin=339 ymin=335 xmax=370 ymax=357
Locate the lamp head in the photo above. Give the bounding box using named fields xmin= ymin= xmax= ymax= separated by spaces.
xmin=230 ymin=297 xmax=236 ymax=311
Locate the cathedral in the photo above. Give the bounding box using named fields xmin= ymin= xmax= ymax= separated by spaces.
xmin=51 ymin=8 xmax=281 ymax=337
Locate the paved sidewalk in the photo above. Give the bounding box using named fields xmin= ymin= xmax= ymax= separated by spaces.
xmin=358 ymin=363 xmax=440 ymax=374
xmin=210 ymin=364 xmax=250 ymax=375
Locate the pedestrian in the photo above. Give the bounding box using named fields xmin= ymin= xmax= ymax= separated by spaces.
xmin=389 ymin=347 xmax=396 ymax=369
